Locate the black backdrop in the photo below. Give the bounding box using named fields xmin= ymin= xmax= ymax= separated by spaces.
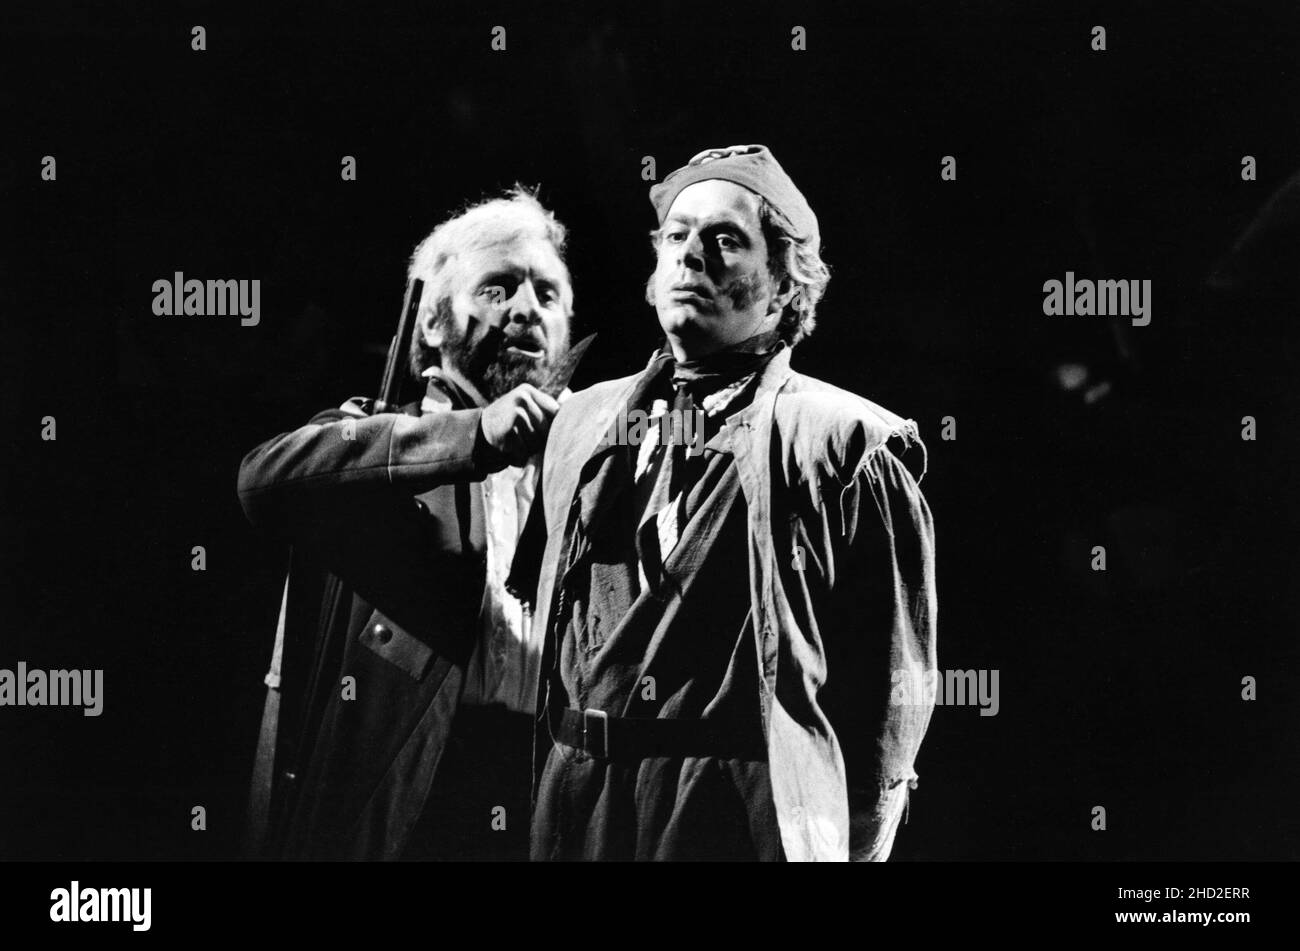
xmin=2 ymin=0 xmax=1298 ymax=861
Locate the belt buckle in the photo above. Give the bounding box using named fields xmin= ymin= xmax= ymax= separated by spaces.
xmin=581 ymin=708 xmax=609 ymax=758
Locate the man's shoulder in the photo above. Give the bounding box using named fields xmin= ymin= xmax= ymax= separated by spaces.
xmin=776 ymin=372 xmax=916 ymax=437
xmin=563 ymin=372 xmax=642 ymax=409
xmin=551 ymin=371 xmax=642 ymax=431
xmin=774 ymin=371 xmax=927 ymax=485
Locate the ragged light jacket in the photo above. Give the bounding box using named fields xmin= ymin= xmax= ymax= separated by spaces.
xmin=525 ymin=344 xmax=938 ymax=861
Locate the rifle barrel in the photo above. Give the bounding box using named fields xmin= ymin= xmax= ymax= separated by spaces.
xmin=373 ymin=277 xmax=424 ymax=414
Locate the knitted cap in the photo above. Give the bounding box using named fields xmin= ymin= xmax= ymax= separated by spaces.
xmin=649 ymin=144 xmax=819 ymax=248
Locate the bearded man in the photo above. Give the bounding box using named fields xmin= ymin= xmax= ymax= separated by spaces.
xmin=510 ymin=146 xmax=938 ymax=861
xmin=239 ymin=186 xmax=572 ymax=860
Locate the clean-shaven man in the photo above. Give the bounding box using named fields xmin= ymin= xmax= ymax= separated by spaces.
xmin=511 ymin=146 xmax=938 ymax=861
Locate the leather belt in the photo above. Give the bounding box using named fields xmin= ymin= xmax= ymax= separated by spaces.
xmin=555 ymin=707 xmax=767 ymax=761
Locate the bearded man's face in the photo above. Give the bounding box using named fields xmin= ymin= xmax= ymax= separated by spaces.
xmin=424 ymin=235 xmax=573 ymax=399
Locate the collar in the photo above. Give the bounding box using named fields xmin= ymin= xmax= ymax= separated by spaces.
xmin=595 ymin=339 xmax=794 ymax=461
xmin=649 ymin=338 xmax=794 ymax=415
xmin=662 ymin=329 xmax=784 ymax=398
xmin=420 ymin=364 xmax=490 ymax=412
xmin=568 ymin=343 xmax=795 ymax=535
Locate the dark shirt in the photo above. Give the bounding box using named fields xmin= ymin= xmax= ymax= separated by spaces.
xmin=531 ymin=356 xmax=783 ymax=860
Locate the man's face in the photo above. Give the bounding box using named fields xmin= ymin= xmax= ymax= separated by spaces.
xmin=424 ymin=235 xmax=572 ymax=399
xmin=651 ymin=179 xmax=784 ymax=359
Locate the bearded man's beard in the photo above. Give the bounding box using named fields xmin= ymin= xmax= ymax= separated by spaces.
xmin=439 ymin=315 xmax=567 ymax=400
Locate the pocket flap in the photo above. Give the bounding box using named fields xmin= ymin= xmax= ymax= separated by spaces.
xmin=359 ymin=614 xmax=435 ymax=681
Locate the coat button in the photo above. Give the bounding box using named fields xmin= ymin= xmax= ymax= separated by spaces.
xmin=371 ymin=623 xmax=392 ymax=645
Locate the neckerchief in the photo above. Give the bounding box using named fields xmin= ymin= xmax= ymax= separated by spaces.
xmin=664 ymin=328 xmax=783 ymax=400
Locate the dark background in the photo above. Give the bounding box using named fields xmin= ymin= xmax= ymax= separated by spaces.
xmin=2 ymin=0 xmax=1297 ymax=861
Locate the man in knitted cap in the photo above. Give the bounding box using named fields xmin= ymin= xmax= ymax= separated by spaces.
xmin=511 ymin=145 xmax=938 ymax=861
